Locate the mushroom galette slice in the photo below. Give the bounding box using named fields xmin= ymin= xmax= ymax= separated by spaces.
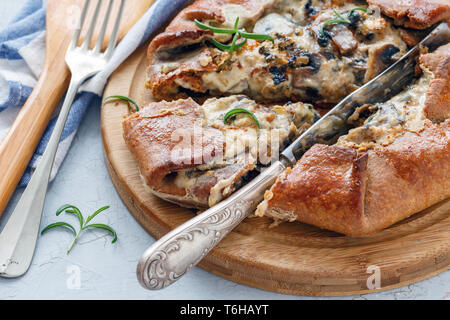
xmin=256 ymin=44 xmax=450 ymax=236
xmin=123 ymin=95 xmax=319 ymax=208
xmin=145 ymin=0 xmax=449 ymax=104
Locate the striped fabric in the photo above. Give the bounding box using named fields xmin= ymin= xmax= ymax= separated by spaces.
xmin=0 ymin=0 xmax=188 ymax=188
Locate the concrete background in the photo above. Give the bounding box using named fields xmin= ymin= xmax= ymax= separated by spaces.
xmin=0 ymin=0 xmax=448 ymax=300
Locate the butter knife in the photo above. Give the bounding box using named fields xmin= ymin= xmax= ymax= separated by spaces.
xmin=137 ymin=22 xmax=449 ymax=290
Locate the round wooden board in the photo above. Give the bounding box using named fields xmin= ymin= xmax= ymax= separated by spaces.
xmin=101 ymin=41 xmax=450 ymax=297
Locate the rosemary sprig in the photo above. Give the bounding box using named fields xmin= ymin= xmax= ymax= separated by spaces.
xmin=41 ymin=204 xmax=118 ymax=254
xmin=104 ymin=95 xmax=139 ymax=112
xmin=224 ymin=108 xmax=261 ymax=129
xmin=320 ymin=7 xmax=373 ymax=37
xmin=195 ymin=17 xmax=274 ymax=53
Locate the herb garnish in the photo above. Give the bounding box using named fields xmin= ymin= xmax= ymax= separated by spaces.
xmin=320 ymin=7 xmax=373 ymax=38
xmin=104 ymin=95 xmax=139 ymax=112
xmin=41 ymin=205 xmax=118 ymax=254
xmin=224 ymin=108 xmax=261 ymax=129
xmin=195 ymin=17 xmax=274 ymax=53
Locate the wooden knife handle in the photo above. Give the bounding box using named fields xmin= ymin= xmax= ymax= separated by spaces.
xmin=0 ymin=61 xmax=70 ymax=216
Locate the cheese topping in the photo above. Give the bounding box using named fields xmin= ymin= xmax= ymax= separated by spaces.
xmin=338 ymin=68 xmax=433 ymax=150
xmin=201 ymin=1 xmax=407 ymax=103
xmin=167 ymin=95 xmax=319 ymax=206
xmin=154 ymin=0 xmax=410 ymax=104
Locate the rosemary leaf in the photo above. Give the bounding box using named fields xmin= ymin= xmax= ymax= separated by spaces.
xmin=85 ymin=206 xmax=111 ymax=225
xmin=320 ymin=18 xmax=349 ymax=37
xmin=211 ymin=38 xmax=232 ymax=51
xmin=84 ymin=224 xmax=118 ymax=244
xmin=349 ymin=7 xmax=373 ymax=16
xmin=194 ymin=19 xmax=236 ymax=34
xmin=234 ymin=17 xmax=240 ymax=30
xmin=320 ymin=7 xmax=372 ymax=37
xmin=229 ymin=32 xmax=240 ymax=53
xmin=56 ymin=204 xmax=84 ymax=228
xmin=104 ymin=95 xmax=139 ymax=112
xmin=233 ymin=38 xmax=248 ymax=50
xmin=224 ymin=108 xmax=261 ymax=129
xmin=239 ymin=31 xmax=274 ymax=42
xmin=333 ymin=9 xmax=349 ymax=22
xmin=41 ymin=222 xmax=77 ymax=236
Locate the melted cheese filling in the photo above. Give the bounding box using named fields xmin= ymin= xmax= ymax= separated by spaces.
xmin=169 ymin=95 xmax=319 ymax=206
xmin=338 ymin=70 xmax=432 ymax=150
xmin=179 ymin=1 xmax=408 ymax=103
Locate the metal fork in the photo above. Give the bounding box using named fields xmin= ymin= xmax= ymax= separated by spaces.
xmin=0 ymin=0 xmax=125 ymax=278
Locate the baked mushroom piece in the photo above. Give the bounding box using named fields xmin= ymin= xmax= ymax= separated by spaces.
xmin=256 ymin=44 xmax=450 ymax=236
xmin=123 ymin=96 xmax=319 ymax=208
xmin=145 ymin=0 xmax=445 ymax=104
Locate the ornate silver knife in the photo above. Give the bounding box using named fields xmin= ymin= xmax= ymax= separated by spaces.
xmin=137 ymin=22 xmax=449 ymax=290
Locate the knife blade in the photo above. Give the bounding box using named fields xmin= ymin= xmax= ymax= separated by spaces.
xmin=137 ymin=22 xmax=449 ymax=290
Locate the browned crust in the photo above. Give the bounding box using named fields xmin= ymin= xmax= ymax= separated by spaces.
xmin=261 ymin=145 xmax=370 ymax=235
xmin=260 ymin=121 xmax=450 ymax=236
xmin=362 ymin=120 xmax=450 ymax=233
xmin=147 ymin=0 xmax=219 ymax=59
xmin=368 ymin=0 xmax=450 ymax=29
xmin=420 ymin=43 xmax=450 ymax=122
xmin=122 ymin=98 xmax=224 ymax=189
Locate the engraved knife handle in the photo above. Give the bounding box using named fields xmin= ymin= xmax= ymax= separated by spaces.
xmin=137 ymin=160 xmax=287 ymax=290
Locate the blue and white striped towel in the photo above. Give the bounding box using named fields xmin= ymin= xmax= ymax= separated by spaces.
xmin=0 ymin=0 xmax=188 ymax=188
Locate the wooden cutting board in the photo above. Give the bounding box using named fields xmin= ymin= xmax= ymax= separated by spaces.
xmin=101 ymin=41 xmax=450 ymax=297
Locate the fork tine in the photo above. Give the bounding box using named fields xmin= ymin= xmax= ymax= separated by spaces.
xmin=104 ymin=0 xmax=125 ymax=59
xmin=81 ymin=0 xmax=103 ymax=50
xmin=71 ymin=0 xmax=91 ymax=49
xmin=93 ymin=0 xmax=114 ymax=54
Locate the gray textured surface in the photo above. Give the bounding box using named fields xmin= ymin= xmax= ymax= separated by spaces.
xmin=0 ymin=0 xmax=448 ymax=300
